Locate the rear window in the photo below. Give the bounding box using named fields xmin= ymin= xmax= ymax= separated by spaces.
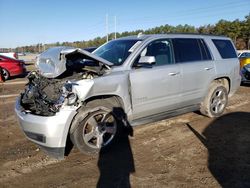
xmin=173 ymin=38 xmax=212 ymax=63
xmin=212 ymin=39 xmax=237 ymax=59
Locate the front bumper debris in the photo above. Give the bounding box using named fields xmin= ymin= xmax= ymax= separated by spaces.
xmin=15 ymin=97 xmax=78 ymax=159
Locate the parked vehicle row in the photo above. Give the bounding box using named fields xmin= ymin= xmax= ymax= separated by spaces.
xmin=15 ymin=34 xmax=241 ymax=159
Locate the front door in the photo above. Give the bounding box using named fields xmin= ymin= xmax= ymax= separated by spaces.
xmin=129 ymin=39 xmax=181 ymax=119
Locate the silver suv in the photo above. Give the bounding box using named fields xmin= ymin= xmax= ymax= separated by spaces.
xmin=15 ymin=34 xmax=241 ymax=159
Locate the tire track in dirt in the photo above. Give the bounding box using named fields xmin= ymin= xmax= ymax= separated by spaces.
xmin=0 ymin=156 xmax=60 ymax=183
xmin=0 ymin=85 xmax=249 ymax=186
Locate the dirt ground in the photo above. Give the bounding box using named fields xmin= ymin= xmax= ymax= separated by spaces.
xmin=0 ymin=65 xmax=250 ymax=188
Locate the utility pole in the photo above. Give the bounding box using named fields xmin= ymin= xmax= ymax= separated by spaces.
xmin=106 ymin=14 xmax=109 ymax=43
xmin=114 ymin=16 xmax=117 ymax=39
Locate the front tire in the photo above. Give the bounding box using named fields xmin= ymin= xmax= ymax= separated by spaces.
xmin=70 ymin=98 xmax=121 ymax=155
xmin=200 ymin=82 xmax=228 ymax=118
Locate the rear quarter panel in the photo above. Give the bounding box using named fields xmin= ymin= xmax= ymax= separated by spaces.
xmin=206 ymin=37 xmax=241 ymax=97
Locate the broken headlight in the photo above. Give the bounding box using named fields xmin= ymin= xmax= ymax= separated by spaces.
xmin=67 ymin=93 xmax=77 ymax=105
xmin=62 ymin=82 xmax=78 ymax=106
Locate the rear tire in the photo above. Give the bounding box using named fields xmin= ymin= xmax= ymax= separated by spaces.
xmin=2 ymin=68 xmax=9 ymax=80
xmin=200 ymin=82 xmax=228 ymax=118
xmin=70 ymin=98 xmax=121 ymax=155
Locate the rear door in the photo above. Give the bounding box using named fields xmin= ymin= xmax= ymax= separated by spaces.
xmin=172 ymin=38 xmax=216 ymax=107
xmin=129 ymin=39 xmax=181 ymax=119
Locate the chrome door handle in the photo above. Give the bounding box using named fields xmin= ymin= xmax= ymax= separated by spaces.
xmin=204 ymin=67 xmax=213 ymax=71
xmin=168 ymin=72 xmax=180 ymax=76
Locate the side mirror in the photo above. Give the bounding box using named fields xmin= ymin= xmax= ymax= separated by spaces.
xmin=138 ymin=56 xmax=156 ymax=65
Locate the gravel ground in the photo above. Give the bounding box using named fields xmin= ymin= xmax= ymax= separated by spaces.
xmin=0 ymin=75 xmax=250 ymax=188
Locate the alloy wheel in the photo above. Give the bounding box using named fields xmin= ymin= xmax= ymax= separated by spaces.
xmin=82 ymin=110 xmax=117 ymax=149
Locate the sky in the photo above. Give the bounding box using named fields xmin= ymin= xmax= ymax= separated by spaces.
xmin=0 ymin=0 xmax=249 ymax=48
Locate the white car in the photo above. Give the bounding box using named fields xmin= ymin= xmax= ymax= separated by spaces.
xmin=0 ymin=52 xmax=18 ymax=59
xmin=237 ymin=50 xmax=250 ymax=58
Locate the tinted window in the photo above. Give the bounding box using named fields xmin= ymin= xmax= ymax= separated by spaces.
xmin=199 ymin=39 xmax=212 ymax=60
xmin=134 ymin=39 xmax=174 ymax=66
xmin=212 ymin=39 xmax=237 ymax=59
xmin=173 ymin=38 xmax=202 ymax=62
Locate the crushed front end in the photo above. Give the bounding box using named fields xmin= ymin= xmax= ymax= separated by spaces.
xmin=21 ymin=71 xmax=66 ymax=116
xmin=15 ymin=96 xmax=78 ymax=159
xmin=15 ymin=46 xmax=112 ymax=159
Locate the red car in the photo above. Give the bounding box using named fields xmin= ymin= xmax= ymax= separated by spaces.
xmin=0 ymin=55 xmax=26 ymax=80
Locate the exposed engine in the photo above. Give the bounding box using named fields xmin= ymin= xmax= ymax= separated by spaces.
xmin=19 ymin=47 xmax=111 ymax=116
xmin=21 ymin=72 xmax=66 ymax=116
xmin=20 ymin=67 xmax=104 ymax=116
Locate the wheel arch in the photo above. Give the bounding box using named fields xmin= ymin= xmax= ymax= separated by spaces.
xmin=200 ymin=80 xmax=229 ymax=118
xmin=68 ymin=94 xmax=125 ymax=136
xmin=84 ymin=94 xmax=125 ymax=109
xmin=213 ymin=77 xmax=231 ymax=93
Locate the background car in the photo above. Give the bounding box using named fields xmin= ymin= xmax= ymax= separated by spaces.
xmin=0 ymin=55 xmax=26 ymax=80
xmin=17 ymin=52 xmax=26 ymax=56
xmin=238 ymin=51 xmax=250 ymax=83
xmin=238 ymin=51 xmax=250 ymax=68
xmin=0 ymin=52 xmax=18 ymax=59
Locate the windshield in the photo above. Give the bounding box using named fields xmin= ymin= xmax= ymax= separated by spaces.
xmin=93 ymin=39 xmax=140 ymax=65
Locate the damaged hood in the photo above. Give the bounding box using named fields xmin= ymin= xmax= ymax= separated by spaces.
xmin=36 ymin=46 xmax=113 ymax=78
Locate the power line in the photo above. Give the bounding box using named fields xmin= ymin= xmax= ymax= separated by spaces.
xmin=119 ymin=1 xmax=249 ymax=24
xmin=117 ymin=6 xmax=249 ymax=29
